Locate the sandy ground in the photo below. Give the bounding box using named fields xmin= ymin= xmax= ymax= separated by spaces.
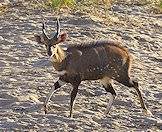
xmin=0 ymin=1 xmax=162 ymax=131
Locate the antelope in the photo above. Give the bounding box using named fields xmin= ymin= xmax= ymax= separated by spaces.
xmin=35 ymin=19 xmax=152 ymax=117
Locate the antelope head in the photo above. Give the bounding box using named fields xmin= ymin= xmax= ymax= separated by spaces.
xmin=35 ymin=19 xmax=67 ymax=57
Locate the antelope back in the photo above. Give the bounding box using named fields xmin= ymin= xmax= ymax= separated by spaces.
xmin=64 ymin=40 xmax=131 ymax=80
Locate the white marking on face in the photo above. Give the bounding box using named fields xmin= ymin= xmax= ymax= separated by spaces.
xmin=50 ymin=47 xmax=55 ymax=58
xmin=49 ymin=47 xmax=56 ymax=61
xmin=51 ymin=46 xmax=55 ymax=54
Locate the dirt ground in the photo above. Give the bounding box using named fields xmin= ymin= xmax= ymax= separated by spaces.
xmin=0 ymin=0 xmax=162 ymax=131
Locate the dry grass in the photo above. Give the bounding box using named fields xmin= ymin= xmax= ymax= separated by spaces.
xmin=45 ymin=0 xmax=114 ymax=17
xmin=45 ymin=0 xmax=162 ymax=17
xmin=0 ymin=3 xmax=9 ymax=15
xmin=48 ymin=0 xmax=76 ymax=10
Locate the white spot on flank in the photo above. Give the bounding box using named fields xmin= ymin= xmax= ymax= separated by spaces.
xmin=122 ymin=58 xmax=127 ymax=66
xmin=93 ymin=48 xmax=99 ymax=56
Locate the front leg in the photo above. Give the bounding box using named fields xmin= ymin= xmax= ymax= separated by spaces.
xmin=44 ymin=79 xmax=66 ymax=114
xmin=69 ymin=84 xmax=79 ymax=118
xmin=69 ymin=76 xmax=81 ymax=117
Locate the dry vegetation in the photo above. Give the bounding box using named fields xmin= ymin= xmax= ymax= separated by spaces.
xmin=46 ymin=0 xmax=162 ymax=14
xmin=27 ymin=0 xmax=162 ymax=24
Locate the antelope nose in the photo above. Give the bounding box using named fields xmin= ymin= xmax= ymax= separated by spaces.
xmin=48 ymin=52 xmax=52 ymax=56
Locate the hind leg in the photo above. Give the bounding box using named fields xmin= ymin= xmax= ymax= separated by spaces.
xmin=132 ymin=80 xmax=152 ymax=115
xmin=132 ymin=81 xmax=147 ymax=110
xmin=69 ymin=83 xmax=79 ymax=118
xmin=100 ymin=77 xmax=116 ymax=114
xmin=117 ymin=77 xmax=152 ymax=115
xmin=69 ymin=76 xmax=81 ymax=118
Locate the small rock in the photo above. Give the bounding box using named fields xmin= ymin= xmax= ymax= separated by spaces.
xmin=134 ymin=34 xmax=152 ymax=42
xmin=156 ymin=119 xmax=162 ymax=130
xmin=29 ymin=94 xmax=40 ymax=103
xmin=0 ymin=36 xmax=4 ymax=41
xmin=9 ymin=78 xmax=17 ymax=82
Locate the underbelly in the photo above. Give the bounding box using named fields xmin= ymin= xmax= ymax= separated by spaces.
xmin=79 ymin=70 xmax=105 ymax=81
xmin=75 ymin=65 xmax=120 ymax=81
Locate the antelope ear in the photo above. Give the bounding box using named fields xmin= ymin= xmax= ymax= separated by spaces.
xmin=34 ymin=34 xmax=43 ymax=43
xmin=60 ymin=33 xmax=68 ymax=42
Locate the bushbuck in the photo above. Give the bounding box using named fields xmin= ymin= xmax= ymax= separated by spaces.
xmin=35 ymin=19 xmax=151 ymax=117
